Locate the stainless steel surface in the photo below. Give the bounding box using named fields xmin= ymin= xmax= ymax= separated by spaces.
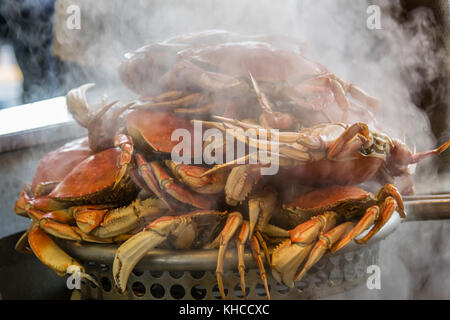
xmin=59 ymin=213 xmax=400 ymax=271
xmin=58 ymin=215 xmax=400 ymax=300
xmin=77 ymin=244 xmax=379 ymax=300
xmin=404 ymin=195 xmax=450 ymax=221
xmin=0 ymin=97 xmax=86 ymax=153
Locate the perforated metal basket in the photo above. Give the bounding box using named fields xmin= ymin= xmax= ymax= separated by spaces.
xmin=59 ymin=215 xmax=401 ymax=300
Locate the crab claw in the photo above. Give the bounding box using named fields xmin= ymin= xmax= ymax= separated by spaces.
xmin=113 ymin=210 xmax=225 ymax=293
xmin=28 ymin=223 xmax=98 ymax=286
xmin=331 ymin=206 xmax=380 ymax=253
xmin=271 ymin=211 xmax=337 ymax=287
xmin=66 ymin=83 xmax=96 ymax=128
xmin=248 ymin=187 xmax=277 ymax=239
xmin=355 ymin=196 xmax=397 ymax=245
xmin=113 ymin=214 xmax=191 ymax=293
xmin=295 ymin=221 xmax=354 ymax=282
xmin=225 ymin=165 xmax=261 ymax=206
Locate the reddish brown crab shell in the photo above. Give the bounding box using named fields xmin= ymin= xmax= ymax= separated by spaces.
xmin=275 ymin=185 xmax=376 ymax=229
xmin=179 ymin=42 xmax=326 ymax=83
xmin=279 ymin=157 xmax=385 ymax=188
xmin=31 ymin=137 xmax=94 ymax=193
xmin=48 ymin=147 xmax=137 ymax=205
xmin=126 ymin=110 xmax=198 ymax=155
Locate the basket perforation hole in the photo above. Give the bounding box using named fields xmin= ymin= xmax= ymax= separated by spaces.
xmin=132 ymin=282 xmax=146 ymax=297
xmin=101 ymin=277 xmax=112 ymax=292
xmin=191 ymin=285 xmax=207 ymax=300
xmin=169 ymin=271 xmax=184 ymax=279
xmin=190 ymin=271 xmax=205 ymax=279
xmin=170 ymin=284 xmax=185 ymax=299
xmin=150 ymin=283 xmax=165 ymax=299
xmin=132 ymin=269 xmax=144 ymax=277
xmin=150 ymin=271 xmax=164 ymax=278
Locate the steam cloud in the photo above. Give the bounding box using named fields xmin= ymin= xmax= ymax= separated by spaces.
xmin=6 ymin=0 xmax=448 ymax=299
xmin=54 ymin=0 xmax=448 ymax=193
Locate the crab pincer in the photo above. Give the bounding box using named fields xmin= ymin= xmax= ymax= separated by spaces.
xmin=113 ymin=210 xmax=230 ymax=293
xmin=271 ymin=184 xmax=406 ymax=288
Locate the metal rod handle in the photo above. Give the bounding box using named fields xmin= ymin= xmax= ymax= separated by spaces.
xmin=404 ymin=197 xmax=450 ymax=221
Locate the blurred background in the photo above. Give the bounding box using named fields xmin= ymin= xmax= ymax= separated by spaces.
xmin=0 ymin=0 xmax=449 ymax=299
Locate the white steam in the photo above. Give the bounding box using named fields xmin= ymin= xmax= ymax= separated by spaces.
xmin=54 ymin=0 xmax=448 ymax=193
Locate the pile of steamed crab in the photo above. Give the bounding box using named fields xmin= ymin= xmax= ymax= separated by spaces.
xmin=14 ymin=30 xmax=450 ymax=299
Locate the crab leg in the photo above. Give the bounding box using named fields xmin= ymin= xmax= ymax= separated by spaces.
xmin=332 ymin=184 xmax=404 ymax=251
xmin=14 ymin=184 xmax=32 ymax=217
xmin=39 ymin=218 xmax=113 ymax=243
xmin=132 ymin=92 xmax=206 ymax=110
xmin=271 ymin=211 xmax=337 ymax=287
xmin=328 ymin=77 xmax=350 ymax=123
xmin=135 ymin=154 xmax=174 ymax=210
xmin=28 ymin=224 xmax=83 ymax=276
xmin=140 ymin=90 xmax=185 ymax=102
xmin=197 ymin=118 xmax=313 ymax=162
xmin=28 ymin=223 xmax=98 ymax=286
xmin=356 ymin=196 xmax=397 ymax=245
xmin=113 ymin=134 xmax=134 ymax=189
xmin=207 ymin=211 xmax=243 ymax=300
xmin=15 ymin=226 xmax=33 ymax=254
xmin=165 ymin=160 xmax=226 ymax=194
xmin=211 ymin=116 xmax=300 ymax=143
xmin=330 ymin=74 xmax=380 ymax=115
xmin=236 ymin=221 xmax=250 ymax=297
xmin=376 ymin=184 xmax=405 ymax=218
xmin=392 ymin=138 xmax=450 ymax=165
xmin=89 ymin=197 xmax=168 ymax=238
xmin=67 ymin=197 xmax=168 ymax=238
xmin=256 ymin=232 xmax=272 ymax=268
xmin=249 ymin=72 xmax=295 ymax=129
xmin=331 ymin=206 xmax=380 ymax=253
xmin=248 ymin=187 xmax=277 ymax=238
xmin=325 ymin=122 xmax=371 ymax=159
xmin=174 ymin=102 xmax=215 ymax=114
xmin=249 ymin=235 xmax=271 ymax=299
xmin=160 ymin=60 xmax=249 ymax=96
xmin=150 ymin=161 xmax=212 ymax=209
xmin=294 ymin=221 xmax=354 ymax=282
